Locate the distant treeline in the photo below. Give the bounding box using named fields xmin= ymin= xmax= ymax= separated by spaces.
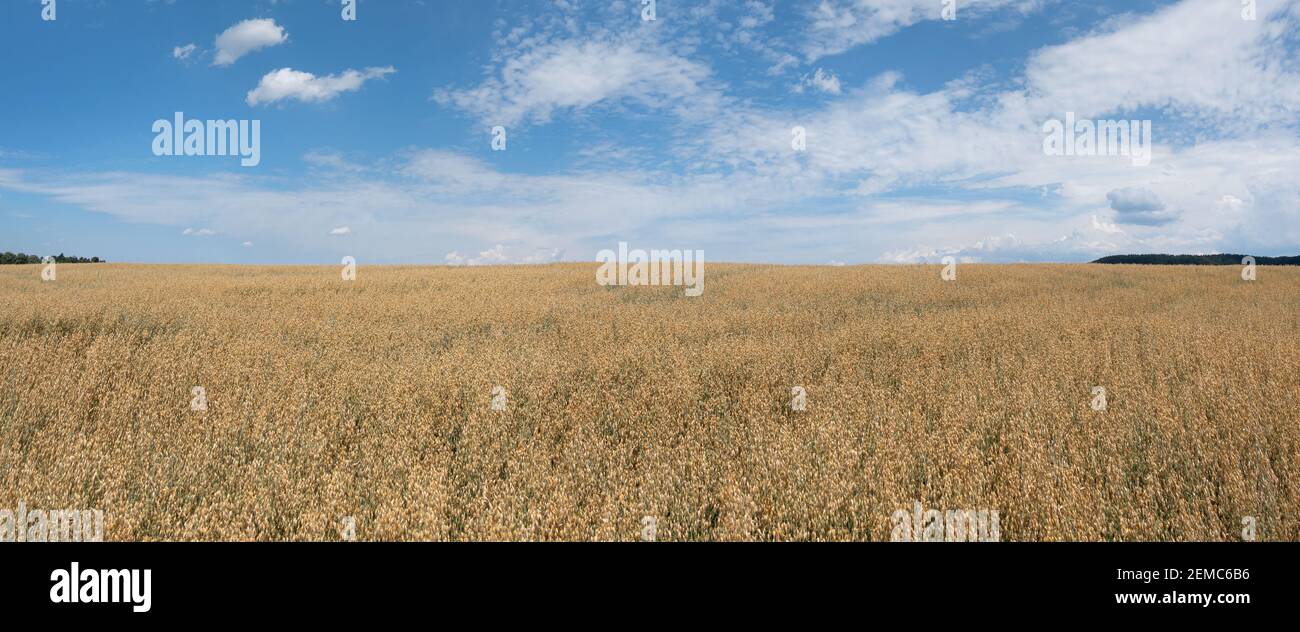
xmin=1093 ymin=254 xmax=1300 ymax=265
xmin=0 ymin=252 xmax=104 ymax=264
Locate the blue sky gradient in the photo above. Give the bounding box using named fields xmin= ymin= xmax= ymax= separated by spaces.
xmin=1 ymin=0 xmax=1297 ymax=264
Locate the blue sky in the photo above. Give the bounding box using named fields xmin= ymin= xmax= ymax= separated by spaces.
xmin=1 ymin=0 xmax=1297 ymax=264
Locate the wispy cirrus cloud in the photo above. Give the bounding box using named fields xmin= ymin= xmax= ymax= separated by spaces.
xmin=1021 ymin=0 xmax=1300 ymax=129
xmin=792 ymin=68 xmax=842 ymax=94
xmin=799 ymin=0 xmax=1045 ymax=62
xmin=433 ymin=30 xmax=718 ymax=126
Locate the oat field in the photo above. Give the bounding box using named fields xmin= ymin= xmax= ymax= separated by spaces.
xmin=0 ymin=263 xmax=1296 ymax=541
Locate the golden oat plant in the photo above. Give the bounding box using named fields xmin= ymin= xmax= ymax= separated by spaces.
xmin=0 ymin=262 xmax=1295 ymax=541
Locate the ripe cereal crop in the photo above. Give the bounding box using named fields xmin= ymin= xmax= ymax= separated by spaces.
xmin=0 ymin=262 xmax=1296 ymax=541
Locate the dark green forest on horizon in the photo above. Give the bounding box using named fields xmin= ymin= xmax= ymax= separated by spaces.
xmin=1093 ymin=254 xmax=1299 ymax=265
xmin=0 ymin=252 xmax=104 ymax=264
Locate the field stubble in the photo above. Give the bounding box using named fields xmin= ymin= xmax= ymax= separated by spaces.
xmin=0 ymin=263 xmax=1296 ymax=541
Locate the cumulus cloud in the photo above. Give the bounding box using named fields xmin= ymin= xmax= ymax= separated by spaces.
xmin=445 ymin=244 xmax=564 ymax=266
xmin=213 ymin=18 xmax=288 ymax=67
xmin=330 ymin=226 xmax=352 ymax=235
xmin=1091 ymin=214 xmax=1125 ymax=235
xmin=246 ymin=66 xmax=395 ymax=106
xmin=172 ymin=43 xmax=197 ymax=60
xmin=182 ymin=227 xmax=216 ymax=236
xmin=1106 ymin=187 xmax=1180 ymax=226
xmin=877 ymin=227 xmax=1132 ymax=264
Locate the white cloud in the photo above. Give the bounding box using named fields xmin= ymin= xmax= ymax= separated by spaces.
xmin=1106 ymin=187 xmax=1180 ymax=226
xmin=1091 ymin=215 xmax=1125 ymax=235
xmin=302 ymin=150 xmax=364 ymax=172
xmin=1217 ymin=194 xmax=1245 ymax=211
xmin=793 ymin=68 xmax=842 ymax=94
xmin=800 ymin=0 xmax=1037 ymax=62
xmin=0 ymin=150 xmax=805 ymax=264
xmin=3 ymin=1 xmax=1299 ymax=264
xmin=182 ymin=227 xmax=216 ymax=236
xmin=445 ymin=244 xmax=563 ymax=266
xmin=877 ymin=227 xmax=1134 ymax=264
xmin=330 ymin=226 xmax=352 ymax=235
xmin=172 ymin=43 xmax=197 ymax=60
xmin=247 ymin=67 xmax=395 ymax=106
xmin=2 ymin=117 xmax=1296 ymax=265
xmin=1021 ymin=0 xmax=1300 ymax=126
xmin=673 ymin=0 xmax=1300 ymax=261
xmin=434 ymin=34 xmax=716 ymax=126
xmin=242 ymin=241 xmax=253 ymax=247
xmin=213 ymin=18 xmax=288 ymax=67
